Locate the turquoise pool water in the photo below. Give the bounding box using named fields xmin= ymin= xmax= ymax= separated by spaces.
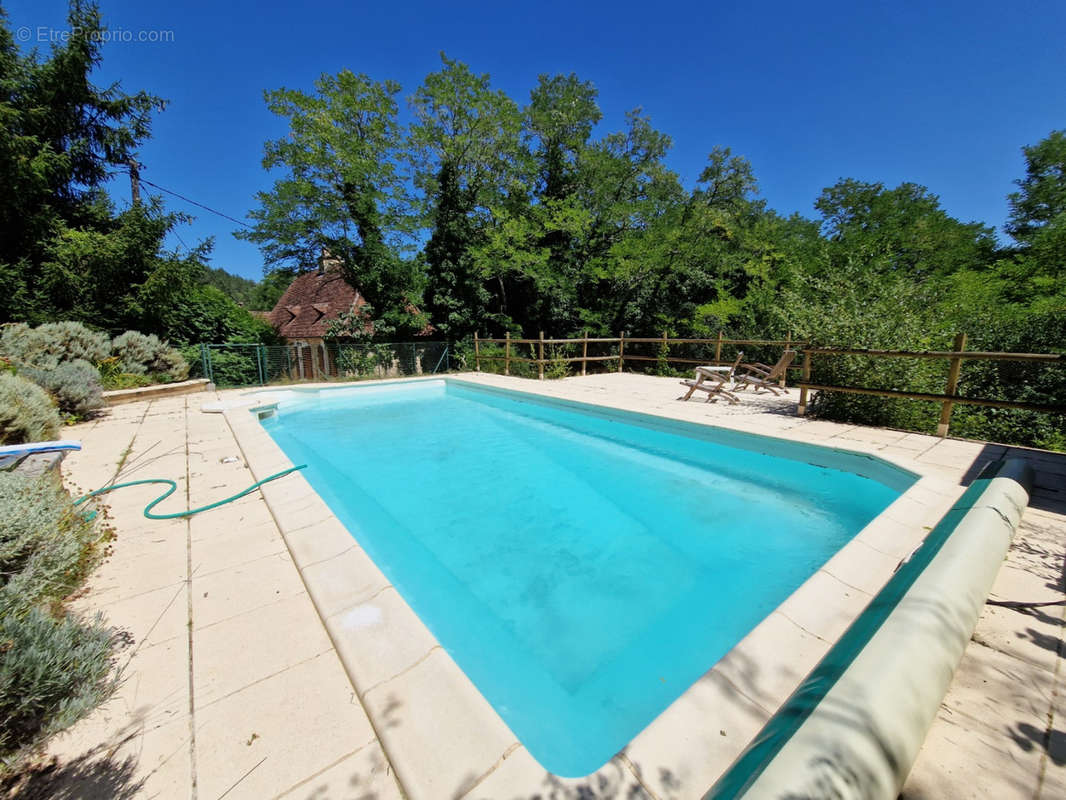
xmin=260 ymin=379 xmax=913 ymax=776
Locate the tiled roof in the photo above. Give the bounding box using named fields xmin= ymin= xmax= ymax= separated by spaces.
xmin=266 ymin=271 xmax=364 ymax=339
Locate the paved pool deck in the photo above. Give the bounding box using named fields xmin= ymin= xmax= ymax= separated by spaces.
xmin=22 ymin=372 xmax=1066 ymax=799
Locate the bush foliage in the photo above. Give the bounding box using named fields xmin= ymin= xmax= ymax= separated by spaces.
xmin=0 ymin=472 xmax=116 ymax=772
xmin=0 ymin=322 xmax=187 ymax=421
xmin=21 ymin=360 xmax=104 ymax=418
xmin=0 ymin=606 xmax=116 ymax=769
xmin=0 ymin=323 xmax=110 ymax=370
xmin=111 ymin=330 xmax=188 ymax=379
xmin=0 ymin=375 xmax=61 ymax=445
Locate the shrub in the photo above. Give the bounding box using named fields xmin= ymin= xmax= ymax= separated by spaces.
xmin=0 ymin=374 xmax=61 ymax=445
xmin=544 ymin=345 xmax=572 ymax=379
xmin=21 ymin=359 xmax=103 ymax=418
xmin=0 ymin=473 xmax=101 ymax=611
xmin=950 ymin=311 xmax=1066 ymax=450
xmin=460 ymin=341 xmax=538 ymax=378
xmin=180 ymin=345 xmax=204 ymax=379
xmin=101 ymin=374 xmax=153 ymax=390
xmin=784 ymin=266 xmax=952 ymax=434
xmin=110 ymin=330 xmax=161 ymax=375
xmin=0 ymin=322 xmax=110 ymax=370
xmin=0 ymin=472 xmax=115 ymax=770
xmin=0 ymin=605 xmax=117 ymax=769
xmin=111 ymin=331 xmax=189 ymax=381
xmin=202 ymin=348 xmax=259 ymax=386
xmin=154 ymin=348 xmax=190 ymax=382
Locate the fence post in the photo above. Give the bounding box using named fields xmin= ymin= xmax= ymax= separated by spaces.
xmin=715 ymin=330 xmax=723 ymax=366
xmin=781 ymin=331 xmax=792 ymax=388
xmin=798 ymin=350 xmax=811 ymax=416
xmin=505 ymin=332 xmax=511 ymax=376
xmin=618 ymin=331 xmax=626 ymax=373
xmin=538 ymin=331 xmax=545 ymax=380
xmin=937 ymin=332 xmax=968 ymax=437
xmin=581 ymin=330 xmax=588 ymax=376
xmin=411 ymin=342 xmax=417 ymax=375
xmin=256 ymin=345 xmax=265 ymax=386
xmin=474 ymin=332 xmax=481 ymax=372
xmin=200 ymin=344 xmax=211 ymax=384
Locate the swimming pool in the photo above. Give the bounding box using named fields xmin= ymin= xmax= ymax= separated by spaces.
xmin=260 ymin=379 xmax=915 ymax=776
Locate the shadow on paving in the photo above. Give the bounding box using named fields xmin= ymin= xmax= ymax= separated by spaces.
xmin=1 ymin=752 xmax=143 ymax=800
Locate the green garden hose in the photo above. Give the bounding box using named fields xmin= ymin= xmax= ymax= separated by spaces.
xmin=74 ymin=464 xmax=306 ymax=519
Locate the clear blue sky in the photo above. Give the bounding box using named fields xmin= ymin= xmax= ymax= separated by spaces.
xmin=7 ymin=0 xmax=1065 ymax=280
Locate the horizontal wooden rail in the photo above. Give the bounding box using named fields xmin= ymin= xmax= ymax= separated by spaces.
xmin=476 ymin=336 xmax=805 ymax=347
xmin=620 ymin=337 xmax=805 ymax=346
xmin=804 ymin=347 xmax=1064 ymax=362
xmin=797 ymin=383 xmax=1066 ymax=415
xmin=475 ymin=353 xmax=805 ymax=368
xmin=478 ymin=337 xmax=621 ymax=345
xmin=476 ymin=354 xmax=616 ymax=364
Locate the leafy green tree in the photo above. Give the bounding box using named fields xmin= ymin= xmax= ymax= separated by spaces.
xmin=1006 ymin=130 xmax=1066 ymax=241
xmin=814 ymin=179 xmax=997 ymax=281
xmin=0 ymin=3 xmax=270 ymax=347
xmin=994 ymin=130 xmax=1066 ymax=313
xmin=599 ymin=147 xmax=815 ymax=338
xmin=473 ymin=76 xmax=682 ymax=337
xmin=0 ymin=1 xmax=162 ymax=325
xmin=468 ymin=74 xmax=604 ymax=335
xmin=238 ymin=70 xmax=426 ymax=339
xmin=409 ymin=55 xmax=522 ymax=338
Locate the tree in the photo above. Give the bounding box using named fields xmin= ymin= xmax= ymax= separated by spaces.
xmin=472 ymin=76 xmax=682 ymax=337
xmin=408 ymin=55 xmax=521 ymax=338
xmin=814 ymin=179 xmax=997 ymax=281
xmin=468 ymin=74 xmax=604 ymax=335
xmin=995 ymin=130 xmax=1066 ymax=313
xmin=0 ymin=1 xmax=162 ymax=325
xmin=598 ymin=146 xmax=814 ymax=338
xmin=237 ymin=70 xmax=426 ymax=339
xmin=1006 ymin=130 xmax=1066 ymax=242
xmin=0 ymin=3 xmax=272 ymax=347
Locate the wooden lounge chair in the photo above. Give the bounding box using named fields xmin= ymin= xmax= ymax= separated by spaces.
xmin=733 ymin=349 xmax=796 ymax=396
xmin=678 ymin=351 xmax=744 ymax=403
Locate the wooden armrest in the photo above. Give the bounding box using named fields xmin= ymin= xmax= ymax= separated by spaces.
xmin=695 ymin=367 xmax=729 ymax=381
xmin=740 ymin=363 xmax=772 ymax=376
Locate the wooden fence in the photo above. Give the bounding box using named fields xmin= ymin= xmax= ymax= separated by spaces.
xmin=473 ymin=331 xmax=802 ymax=382
xmin=472 ymin=331 xmax=1066 ymax=437
xmin=795 ymin=333 xmax=1066 ymax=435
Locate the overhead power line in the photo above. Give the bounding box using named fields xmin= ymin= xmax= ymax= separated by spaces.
xmin=135 ymin=176 xmax=253 ymax=229
xmin=171 ymin=227 xmax=190 ymax=252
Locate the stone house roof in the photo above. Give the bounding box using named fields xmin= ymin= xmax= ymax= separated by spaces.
xmin=266 ymin=271 xmax=365 ymax=339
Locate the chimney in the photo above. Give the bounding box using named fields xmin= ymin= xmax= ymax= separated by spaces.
xmin=318 ymin=247 xmax=343 ymax=274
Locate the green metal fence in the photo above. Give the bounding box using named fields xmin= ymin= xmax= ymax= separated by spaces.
xmin=191 ymin=341 xmax=452 ymax=388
